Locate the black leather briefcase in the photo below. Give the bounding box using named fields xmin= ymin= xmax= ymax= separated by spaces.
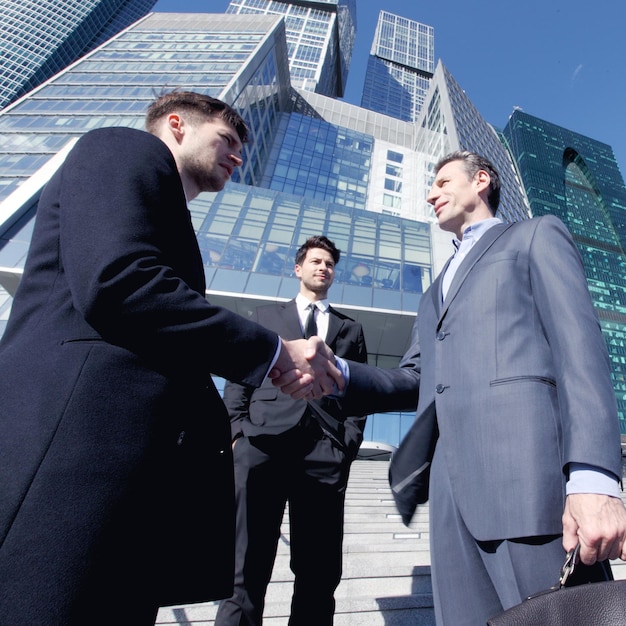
xmin=487 ymin=545 xmax=626 ymax=625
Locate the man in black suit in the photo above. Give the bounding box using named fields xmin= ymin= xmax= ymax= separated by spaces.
xmin=0 ymin=92 xmax=340 ymax=626
xmin=215 ymin=236 xmax=368 ymax=626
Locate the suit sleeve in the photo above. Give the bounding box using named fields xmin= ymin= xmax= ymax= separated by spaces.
xmin=528 ymin=216 xmax=622 ymax=478
xmin=339 ymin=315 xmax=420 ymax=417
xmin=338 ymin=322 xmax=369 ymax=456
xmin=223 ymin=380 xmax=254 ymax=441
xmin=57 ymin=128 xmax=277 ymax=386
xmin=222 ymin=306 xmax=267 ymax=440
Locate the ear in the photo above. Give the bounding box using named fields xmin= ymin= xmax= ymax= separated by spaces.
xmin=294 ymin=264 xmax=303 ymax=279
xmin=166 ymin=113 xmax=185 ymax=143
xmin=474 ymin=169 xmax=490 ymax=193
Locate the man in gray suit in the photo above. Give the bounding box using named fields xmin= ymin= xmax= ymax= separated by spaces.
xmin=275 ymin=151 xmax=626 ymax=625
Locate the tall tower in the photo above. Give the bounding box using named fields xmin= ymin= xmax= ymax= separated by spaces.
xmin=226 ymin=0 xmax=356 ymax=98
xmin=0 ymin=12 xmax=292 ymax=203
xmin=415 ymin=61 xmax=531 ymax=225
xmin=504 ymin=110 xmax=626 ymax=433
xmin=0 ymin=11 xmax=426 ymax=448
xmin=0 ymin=0 xmax=157 ymax=110
xmin=361 ymin=11 xmax=434 ymax=122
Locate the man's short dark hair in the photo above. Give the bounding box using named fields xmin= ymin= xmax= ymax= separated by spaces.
xmin=145 ymin=90 xmax=249 ymax=143
xmin=295 ymin=236 xmax=341 ymax=266
xmin=435 ymin=150 xmax=501 ymax=213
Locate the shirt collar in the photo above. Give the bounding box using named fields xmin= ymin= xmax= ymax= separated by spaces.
xmin=296 ymin=293 xmax=329 ymax=313
xmin=453 ymin=217 xmax=502 ymax=249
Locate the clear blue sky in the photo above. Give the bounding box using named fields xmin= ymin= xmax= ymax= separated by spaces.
xmin=152 ymin=0 xmax=626 ymax=178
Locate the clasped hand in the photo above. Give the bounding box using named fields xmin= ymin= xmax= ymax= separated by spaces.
xmin=270 ymin=337 xmax=343 ymax=400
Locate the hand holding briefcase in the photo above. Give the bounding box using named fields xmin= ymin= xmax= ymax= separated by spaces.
xmin=487 ymin=545 xmax=626 ymax=625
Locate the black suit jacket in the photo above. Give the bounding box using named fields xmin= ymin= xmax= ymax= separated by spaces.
xmin=0 ymin=127 xmax=280 ymax=615
xmin=224 ymin=299 xmax=368 ymax=458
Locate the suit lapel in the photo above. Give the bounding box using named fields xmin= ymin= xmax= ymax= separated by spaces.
xmin=279 ymin=300 xmax=305 ymax=340
xmin=431 ymin=257 xmax=453 ymax=318
xmin=439 ymin=223 xmax=513 ymax=321
xmin=325 ymin=306 xmax=342 ymax=347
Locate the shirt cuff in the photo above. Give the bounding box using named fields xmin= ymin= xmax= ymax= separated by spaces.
xmin=262 ymin=338 xmax=282 ymax=382
xmin=566 ymin=463 xmax=621 ymax=498
xmin=332 ymin=356 xmax=350 ymax=397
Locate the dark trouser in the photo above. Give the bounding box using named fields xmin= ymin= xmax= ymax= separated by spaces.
xmin=215 ymin=424 xmax=350 ymax=626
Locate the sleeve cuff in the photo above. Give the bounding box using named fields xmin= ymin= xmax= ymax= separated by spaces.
xmin=566 ymin=463 xmax=621 ymax=498
xmin=262 ymin=338 xmax=282 ymax=382
xmin=332 ymin=356 xmax=350 ymax=397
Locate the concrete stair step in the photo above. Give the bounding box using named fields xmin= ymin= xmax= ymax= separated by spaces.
xmin=158 ymin=593 xmax=435 ymax=626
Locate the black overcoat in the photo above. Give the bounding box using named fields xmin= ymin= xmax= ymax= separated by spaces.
xmin=0 ymin=127 xmax=278 ymax=622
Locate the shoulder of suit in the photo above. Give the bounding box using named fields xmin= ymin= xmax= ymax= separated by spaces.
xmin=77 ymin=126 xmax=171 ymax=159
xmin=329 ymin=305 xmax=357 ymax=324
xmin=81 ymin=125 xmax=153 ymax=143
xmin=257 ymin=300 xmax=292 ymax=310
xmin=254 ymin=300 xmax=292 ymax=316
xmin=507 ymin=214 xmax=566 ymax=235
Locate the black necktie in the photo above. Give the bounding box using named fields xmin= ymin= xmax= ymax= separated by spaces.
xmin=304 ymin=303 xmax=318 ymax=339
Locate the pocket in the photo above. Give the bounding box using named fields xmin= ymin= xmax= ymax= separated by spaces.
xmin=490 ymin=375 xmax=556 ymax=387
xmin=479 ymin=250 xmax=519 ymax=266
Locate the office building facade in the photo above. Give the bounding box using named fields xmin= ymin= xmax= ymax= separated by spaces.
xmin=361 ymin=11 xmax=434 ymax=123
xmin=226 ymin=0 xmax=356 ymax=98
xmin=0 ymin=0 xmax=157 ymax=110
xmin=504 ymin=110 xmax=626 ymax=433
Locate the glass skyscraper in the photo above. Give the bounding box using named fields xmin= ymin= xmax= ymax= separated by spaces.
xmin=415 ymin=61 xmax=532 ymax=225
xmin=504 ymin=110 xmax=626 ymax=433
xmin=225 ymin=0 xmax=356 ymax=98
xmin=361 ymin=11 xmax=435 ymax=123
xmin=0 ymin=12 xmax=292 ymax=204
xmin=0 ymin=0 xmax=157 ymax=110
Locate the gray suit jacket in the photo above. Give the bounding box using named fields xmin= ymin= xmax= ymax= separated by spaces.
xmin=345 ymin=216 xmax=622 ymax=540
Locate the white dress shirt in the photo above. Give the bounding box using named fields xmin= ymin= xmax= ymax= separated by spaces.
xmin=296 ymin=293 xmax=329 ymax=342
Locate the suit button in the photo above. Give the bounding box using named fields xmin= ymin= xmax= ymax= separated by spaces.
xmin=177 ymin=431 xmax=186 ymax=445
xmin=437 ymin=331 xmax=446 ymax=341
xmin=435 ymin=384 xmax=446 ymax=394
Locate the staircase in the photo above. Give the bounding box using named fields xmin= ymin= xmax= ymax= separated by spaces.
xmin=156 ymin=459 xmax=435 ymax=625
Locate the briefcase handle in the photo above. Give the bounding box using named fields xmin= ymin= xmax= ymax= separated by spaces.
xmin=526 ymin=542 xmax=611 ymax=601
xmin=558 ymin=544 xmax=579 ymax=587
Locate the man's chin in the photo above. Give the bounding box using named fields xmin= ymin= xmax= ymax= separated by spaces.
xmin=203 ymin=180 xmax=226 ymax=193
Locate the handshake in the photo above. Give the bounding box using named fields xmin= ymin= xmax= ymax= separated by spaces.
xmin=270 ymin=337 xmax=343 ymax=400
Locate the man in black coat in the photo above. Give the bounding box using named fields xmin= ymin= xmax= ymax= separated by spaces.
xmin=0 ymin=91 xmax=340 ymax=625
xmin=215 ymin=236 xmax=368 ymax=626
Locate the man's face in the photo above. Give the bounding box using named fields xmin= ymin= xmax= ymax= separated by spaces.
xmin=295 ymin=247 xmax=336 ymax=298
xmin=427 ymin=160 xmax=482 ymax=238
xmin=178 ymin=116 xmax=243 ymax=194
